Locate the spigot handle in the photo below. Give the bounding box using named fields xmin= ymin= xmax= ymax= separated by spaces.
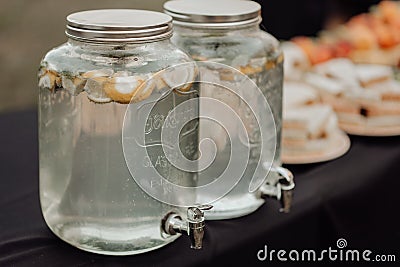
xmin=260 ymin=166 xmax=295 ymax=213
xmin=187 ymin=205 xmax=212 ymax=250
xmin=276 ymin=167 xmax=294 ymax=213
xmin=187 ymin=204 xmax=213 ymax=222
xmin=197 ymin=204 xmax=213 ymax=211
xmin=273 ymin=166 xmax=294 ymax=185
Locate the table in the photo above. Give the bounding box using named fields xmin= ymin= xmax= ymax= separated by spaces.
xmin=1 ymin=110 xmax=399 ymax=266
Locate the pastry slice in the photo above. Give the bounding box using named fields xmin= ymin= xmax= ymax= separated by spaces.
xmin=313 ymin=58 xmax=359 ymax=87
xmin=355 ymin=64 xmax=393 ymax=87
xmin=281 ymin=41 xmax=310 ymax=80
xmin=283 ymin=105 xmax=339 ymax=152
xmin=283 ymin=82 xmax=319 ymax=109
xmin=305 ymin=72 xmax=346 ymax=96
xmin=283 ymin=105 xmax=335 ymax=140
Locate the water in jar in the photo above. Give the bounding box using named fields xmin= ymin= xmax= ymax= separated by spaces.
xmin=39 ymin=65 xmax=199 ymax=255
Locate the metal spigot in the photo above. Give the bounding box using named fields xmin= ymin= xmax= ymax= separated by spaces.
xmin=162 ymin=205 xmax=213 ymax=249
xmin=259 ymin=166 xmax=295 ymax=213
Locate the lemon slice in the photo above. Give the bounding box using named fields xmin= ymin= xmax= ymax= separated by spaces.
xmin=161 ymin=63 xmax=197 ymax=92
xmin=81 ymin=69 xmax=114 ymax=103
xmin=104 ymin=75 xmax=145 ymax=104
xmin=239 ymin=64 xmax=263 ymax=76
xmin=148 ymin=70 xmax=167 ymax=92
xmin=192 ymin=55 xmax=208 ymax=61
xmin=38 ymin=69 xmax=61 ymax=91
xmin=62 ymin=76 xmax=86 ymax=96
xmin=131 ymin=75 xmax=156 ymax=103
xmin=84 ymin=77 xmax=112 ymax=103
xmin=219 ymin=68 xmax=237 ymax=81
xmin=82 ymin=68 xmax=114 ymax=79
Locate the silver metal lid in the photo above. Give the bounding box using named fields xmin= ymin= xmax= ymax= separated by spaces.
xmin=66 ymin=9 xmax=173 ymax=43
xmin=163 ymin=0 xmax=261 ymax=28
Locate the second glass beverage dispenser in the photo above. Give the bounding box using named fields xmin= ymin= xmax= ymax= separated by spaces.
xmin=164 ymin=0 xmax=295 ymax=219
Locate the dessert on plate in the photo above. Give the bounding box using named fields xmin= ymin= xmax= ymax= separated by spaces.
xmin=282 ymin=82 xmax=350 ymax=163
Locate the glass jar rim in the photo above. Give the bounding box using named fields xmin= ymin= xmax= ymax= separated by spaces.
xmin=164 ymin=0 xmax=261 ymax=28
xmin=66 ymin=9 xmax=173 ymax=43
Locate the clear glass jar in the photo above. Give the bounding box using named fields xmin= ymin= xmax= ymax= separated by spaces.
xmin=164 ymin=0 xmax=284 ymax=219
xmin=38 ymin=10 xmax=198 ymax=255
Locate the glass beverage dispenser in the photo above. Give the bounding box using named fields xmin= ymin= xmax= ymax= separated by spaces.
xmin=164 ymin=0 xmax=295 ymax=219
xmin=38 ymin=9 xmax=210 ymax=255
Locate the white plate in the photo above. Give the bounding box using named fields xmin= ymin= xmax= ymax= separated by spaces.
xmin=339 ymin=122 xmax=400 ymax=137
xmin=282 ymin=131 xmax=351 ymax=164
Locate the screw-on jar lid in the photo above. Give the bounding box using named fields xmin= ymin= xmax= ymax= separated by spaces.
xmin=163 ymin=0 xmax=261 ymax=28
xmin=66 ymin=9 xmax=173 ymax=43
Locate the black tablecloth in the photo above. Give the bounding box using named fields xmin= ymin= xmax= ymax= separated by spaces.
xmin=1 ymin=110 xmax=399 ymax=266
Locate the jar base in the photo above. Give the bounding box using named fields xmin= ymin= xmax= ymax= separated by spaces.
xmin=47 ymin=221 xmax=180 ymax=255
xmin=204 ymin=194 xmax=264 ymax=220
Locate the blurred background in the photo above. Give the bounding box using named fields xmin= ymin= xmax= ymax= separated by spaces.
xmin=0 ymin=0 xmax=379 ymax=113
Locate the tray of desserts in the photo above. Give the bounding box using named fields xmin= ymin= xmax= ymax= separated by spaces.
xmin=281 ymin=1 xmax=400 ymax=138
xmin=307 ymin=60 xmax=400 ymax=136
